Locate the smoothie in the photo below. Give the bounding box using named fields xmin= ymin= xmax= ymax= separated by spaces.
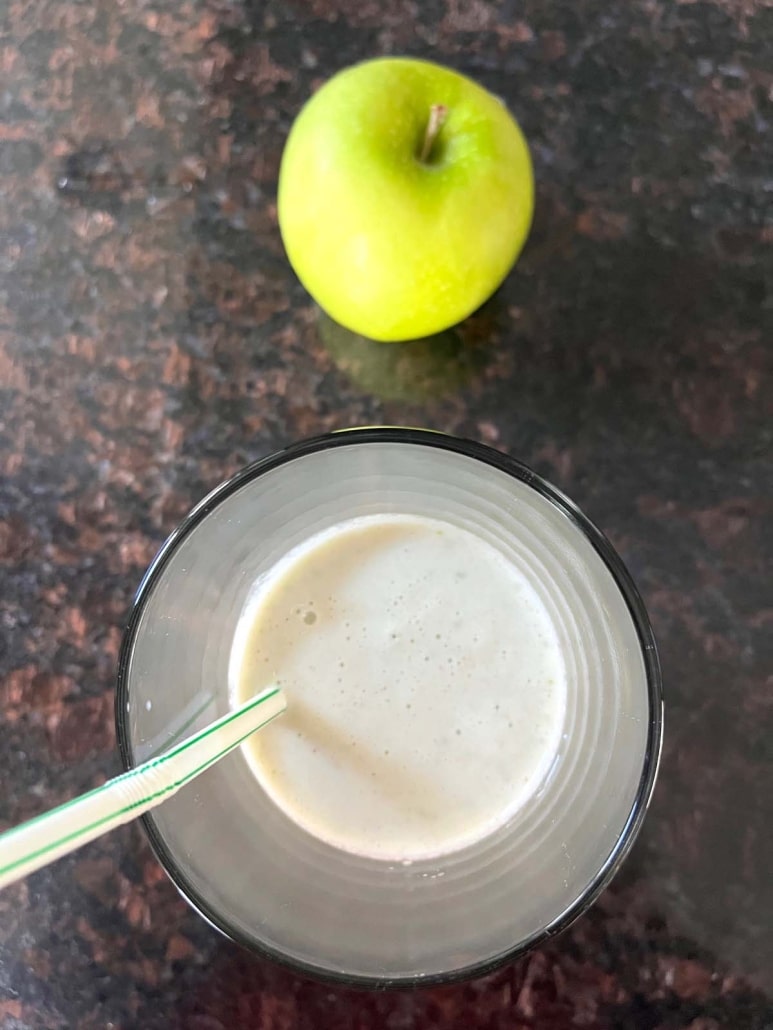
xmin=232 ymin=513 xmax=566 ymax=861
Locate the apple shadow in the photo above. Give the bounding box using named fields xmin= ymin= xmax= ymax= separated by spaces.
xmin=316 ymin=300 xmax=502 ymax=404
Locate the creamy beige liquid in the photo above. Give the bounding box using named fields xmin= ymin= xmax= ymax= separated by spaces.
xmin=232 ymin=514 xmax=566 ymax=861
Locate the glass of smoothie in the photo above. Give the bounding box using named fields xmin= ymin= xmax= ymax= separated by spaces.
xmin=116 ymin=428 xmax=663 ymax=986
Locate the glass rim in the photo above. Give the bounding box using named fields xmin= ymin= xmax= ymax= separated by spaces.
xmin=115 ymin=427 xmax=664 ymax=989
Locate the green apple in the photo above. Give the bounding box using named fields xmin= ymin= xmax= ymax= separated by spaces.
xmin=278 ymin=57 xmax=534 ymax=342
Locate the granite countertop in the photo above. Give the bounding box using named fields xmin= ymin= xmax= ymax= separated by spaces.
xmin=1 ymin=0 xmax=772 ymax=1026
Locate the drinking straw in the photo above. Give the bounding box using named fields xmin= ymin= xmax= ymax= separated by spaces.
xmin=0 ymin=685 xmax=286 ymax=891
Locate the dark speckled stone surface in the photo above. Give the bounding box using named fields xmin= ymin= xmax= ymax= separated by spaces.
xmin=1 ymin=0 xmax=772 ymax=1026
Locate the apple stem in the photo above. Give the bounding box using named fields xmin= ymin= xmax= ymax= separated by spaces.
xmin=419 ymin=104 xmax=448 ymax=164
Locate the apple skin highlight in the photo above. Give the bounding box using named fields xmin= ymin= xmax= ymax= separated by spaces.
xmin=277 ymin=57 xmax=535 ymax=342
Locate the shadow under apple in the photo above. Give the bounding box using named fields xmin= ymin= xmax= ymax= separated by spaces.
xmin=317 ymin=306 xmax=497 ymax=404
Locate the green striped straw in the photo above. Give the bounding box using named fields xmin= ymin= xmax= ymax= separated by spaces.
xmin=0 ymin=685 xmax=286 ymax=892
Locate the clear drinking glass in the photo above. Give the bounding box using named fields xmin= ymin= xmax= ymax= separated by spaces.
xmin=115 ymin=428 xmax=663 ymax=987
